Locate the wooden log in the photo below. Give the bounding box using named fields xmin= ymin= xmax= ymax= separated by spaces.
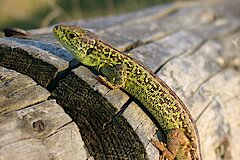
xmin=0 ymin=66 xmax=89 ymax=159
xmin=0 ymin=66 xmax=50 ymax=113
xmin=0 ymin=0 xmax=240 ymax=159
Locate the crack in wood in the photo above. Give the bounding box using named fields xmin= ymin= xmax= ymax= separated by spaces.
xmin=195 ymin=97 xmax=215 ymax=122
xmin=45 ymin=121 xmax=74 ymax=139
xmin=192 ymin=68 xmax=225 ymax=97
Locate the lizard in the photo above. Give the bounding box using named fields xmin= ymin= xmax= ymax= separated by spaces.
xmin=53 ymin=24 xmax=202 ymax=160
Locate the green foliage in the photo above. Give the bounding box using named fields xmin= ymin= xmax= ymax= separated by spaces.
xmin=0 ymin=0 xmax=173 ymax=31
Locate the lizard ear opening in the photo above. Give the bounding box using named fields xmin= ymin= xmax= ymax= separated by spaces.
xmin=86 ymin=48 xmax=94 ymax=55
xmin=69 ymin=33 xmax=76 ymax=38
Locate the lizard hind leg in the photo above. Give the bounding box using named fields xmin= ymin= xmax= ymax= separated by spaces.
xmin=151 ymin=138 xmax=175 ymax=160
xmin=151 ymin=128 xmax=191 ymax=160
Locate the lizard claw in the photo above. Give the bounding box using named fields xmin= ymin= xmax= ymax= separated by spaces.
xmin=150 ymin=137 xmax=167 ymax=151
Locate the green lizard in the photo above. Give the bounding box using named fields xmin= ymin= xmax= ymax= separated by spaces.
xmin=53 ymin=25 xmax=201 ymax=160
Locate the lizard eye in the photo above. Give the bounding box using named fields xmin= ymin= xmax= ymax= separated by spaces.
xmin=69 ymin=33 xmax=76 ymax=38
xmin=86 ymin=48 xmax=94 ymax=55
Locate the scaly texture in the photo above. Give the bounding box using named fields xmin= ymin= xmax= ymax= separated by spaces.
xmin=53 ymin=25 xmax=201 ymax=160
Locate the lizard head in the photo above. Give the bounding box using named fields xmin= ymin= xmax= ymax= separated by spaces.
xmin=53 ymin=25 xmax=101 ymax=66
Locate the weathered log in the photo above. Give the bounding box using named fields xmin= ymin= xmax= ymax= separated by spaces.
xmin=0 ymin=1 xmax=240 ymax=159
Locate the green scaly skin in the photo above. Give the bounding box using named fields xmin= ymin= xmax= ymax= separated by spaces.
xmin=53 ymin=25 xmax=201 ymax=160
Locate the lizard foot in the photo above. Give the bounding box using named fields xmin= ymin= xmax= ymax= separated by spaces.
xmin=151 ymin=137 xmax=174 ymax=160
xmin=151 ymin=129 xmax=191 ymax=160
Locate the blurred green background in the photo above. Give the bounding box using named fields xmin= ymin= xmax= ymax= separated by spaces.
xmin=0 ymin=0 xmax=174 ymax=31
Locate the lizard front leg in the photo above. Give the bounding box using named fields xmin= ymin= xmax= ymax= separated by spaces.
xmin=97 ymin=63 xmax=127 ymax=89
xmin=151 ymin=128 xmax=191 ymax=160
xmin=97 ymin=63 xmax=127 ymax=129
